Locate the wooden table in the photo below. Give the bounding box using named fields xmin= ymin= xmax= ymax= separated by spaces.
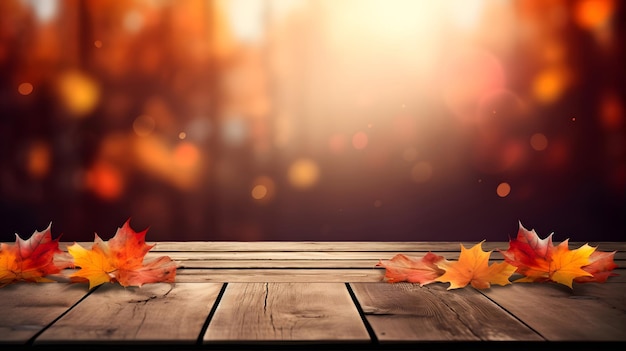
xmin=1 ymin=241 xmax=625 ymax=350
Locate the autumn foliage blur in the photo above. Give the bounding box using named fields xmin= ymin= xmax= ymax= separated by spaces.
xmin=0 ymin=0 xmax=624 ymax=242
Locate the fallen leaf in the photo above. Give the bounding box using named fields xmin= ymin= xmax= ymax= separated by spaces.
xmin=575 ymin=250 xmax=619 ymax=283
xmin=500 ymin=222 xmax=615 ymax=288
xmin=0 ymin=223 xmax=71 ymax=287
xmin=376 ymin=252 xmax=445 ymax=285
xmin=435 ymin=241 xmax=516 ymax=290
xmin=68 ymin=219 xmax=177 ymax=289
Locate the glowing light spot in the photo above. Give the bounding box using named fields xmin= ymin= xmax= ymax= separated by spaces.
xmin=532 ymin=67 xmax=569 ymax=104
xmin=56 ymin=70 xmax=100 ymax=117
xmin=124 ymin=10 xmax=144 ymax=33
xmin=251 ymin=185 xmax=268 ymax=200
xmin=186 ymin=117 xmax=212 ymax=142
xmin=402 ymin=147 xmax=418 ymax=162
xmin=530 ymin=133 xmax=548 ymax=151
xmin=352 ymin=131 xmax=368 ymax=150
xmin=251 ymin=176 xmax=276 ymax=202
xmin=133 ymin=115 xmax=156 ymax=137
xmin=288 ymin=158 xmax=320 ymax=189
xmin=600 ymin=92 xmax=624 ymax=130
xmin=374 ymin=200 xmax=383 ymax=208
xmin=445 ymin=0 xmax=485 ymax=30
xmin=441 ymin=48 xmax=505 ymax=122
xmin=329 ymin=133 xmax=347 ymax=154
xmin=411 ymin=161 xmax=433 ymax=183
xmin=574 ymin=0 xmax=615 ymax=30
xmin=222 ymin=116 xmax=248 ymax=146
xmin=86 ymin=162 xmax=124 ymax=200
xmin=27 ymin=141 xmax=51 ymax=178
xmin=18 ymin=82 xmax=34 ymax=96
xmin=173 ymin=142 xmax=200 ymax=170
xmin=496 ymin=182 xmax=511 ymax=197
xmin=94 ymin=40 xmax=103 ymax=48
xmin=179 ymin=132 xmax=187 ymax=140
xmin=27 ymin=0 xmax=58 ymax=22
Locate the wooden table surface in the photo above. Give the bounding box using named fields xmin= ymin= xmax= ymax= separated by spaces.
xmin=1 ymin=241 xmax=625 ymax=350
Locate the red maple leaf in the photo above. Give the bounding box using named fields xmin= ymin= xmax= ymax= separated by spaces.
xmin=68 ymin=219 xmax=177 ymax=289
xmin=376 ymin=252 xmax=445 ymax=285
xmin=0 ymin=223 xmax=71 ymax=287
xmin=500 ymin=221 xmax=618 ymax=287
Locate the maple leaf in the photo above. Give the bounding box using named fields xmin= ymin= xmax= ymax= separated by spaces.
xmin=376 ymin=252 xmax=445 ymax=286
xmin=0 ymin=223 xmax=71 ymax=287
xmin=575 ymin=250 xmax=619 ymax=283
xmin=500 ymin=222 xmax=615 ymax=288
xmin=68 ymin=219 xmax=177 ymax=289
xmin=434 ymin=241 xmax=516 ymax=290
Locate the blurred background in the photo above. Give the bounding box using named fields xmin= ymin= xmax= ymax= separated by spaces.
xmin=0 ymin=0 xmax=624 ymax=242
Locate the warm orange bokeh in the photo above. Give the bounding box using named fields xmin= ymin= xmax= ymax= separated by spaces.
xmin=1 ymin=0 xmax=624 ymax=242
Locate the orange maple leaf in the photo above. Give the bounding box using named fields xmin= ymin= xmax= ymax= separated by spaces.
xmin=575 ymin=250 xmax=619 ymax=283
xmin=68 ymin=219 xmax=177 ymax=289
xmin=500 ymin=222 xmax=616 ymax=288
xmin=434 ymin=241 xmax=516 ymax=290
xmin=0 ymin=223 xmax=71 ymax=287
xmin=376 ymin=252 xmax=445 ymax=285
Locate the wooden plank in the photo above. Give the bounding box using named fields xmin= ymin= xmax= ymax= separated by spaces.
xmin=179 ymin=269 xmax=625 ymax=283
xmin=177 ymin=259 xmax=383 ymax=268
xmin=350 ymin=282 xmax=543 ymax=342
xmin=203 ymin=282 xmax=371 ymax=343
xmin=35 ymin=282 xmax=222 ymax=345
xmin=136 ymin=241 xmax=626 ymax=252
xmin=481 ymin=282 xmax=626 ymax=341
xmin=175 ymin=269 xmax=385 ymax=283
xmin=0 ymin=283 xmax=88 ymax=344
xmin=177 ymin=259 xmax=626 ymax=269
xmin=147 ymin=251 xmax=499 ymax=261
xmin=142 ymin=250 xmax=626 ymax=262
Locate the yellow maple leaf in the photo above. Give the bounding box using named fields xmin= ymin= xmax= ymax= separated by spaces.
xmin=67 ymin=240 xmax=116 ymax=289
xmin=435 ymin=241 xmax=516 ymax=290
xmin=514 ymin=240 xmax=594 ymax=288
xmin=68 ymin=219 xmax=177 ymax=290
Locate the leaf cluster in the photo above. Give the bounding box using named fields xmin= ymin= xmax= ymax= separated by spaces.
xmin=0 ymin=219 xmax=176 ymax=289
xmin=377 ymin=222 xmax=619 ymax=290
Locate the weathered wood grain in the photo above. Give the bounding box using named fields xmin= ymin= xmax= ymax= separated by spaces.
xmin=350 ymin=282 xmax=543 ymax=342
xmin=35 ymin=282 xmax=222 ymax=344
xmin=177 ymin=259 xmax=382 ymax=268
xmin=0 ymin=283 xmax=88 ymax=344
xmin=175 ymin=268 xmax=385 ymax=282
xmin=203 ymin=282 xmax=371 ymax=342
xmin=481 ymin=282 xmax=626 ymax=341
xmin=0 ymin=241 xmax=622 ymax=348
xmin=150 ymin=242 xmax=626 ymax=252
xmin=143 ymin=250 xmax=626 ymax=264
xmin=58 ymin=241 xmax=626 ymax=253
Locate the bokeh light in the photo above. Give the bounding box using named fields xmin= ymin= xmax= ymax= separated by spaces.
xmin=0 ymin=0 xmax=623 ymax=242
xmin=496 ymin=182 xmax=511 ymax=198
xmin=251 ymin=176 xmax=275 ymax=203
xmin=352 ymin=131 xmax=368 ymax=150
xmin=26 ymin=141 xmax=51 ymax=179
xmin=530 ymin=133 xmax=548 ymax=151
xmin=288 ymin=158 xmax=320 ymax=189
xmin=18 ymin=82 xmax=34 ymax=96
xmin=411 ymin=162 xmax=433 ymax=183
xmin=133 ymin=115 xmax=156 ymax=137
xmin=56 ymin=70 xmax=100 ymax=117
